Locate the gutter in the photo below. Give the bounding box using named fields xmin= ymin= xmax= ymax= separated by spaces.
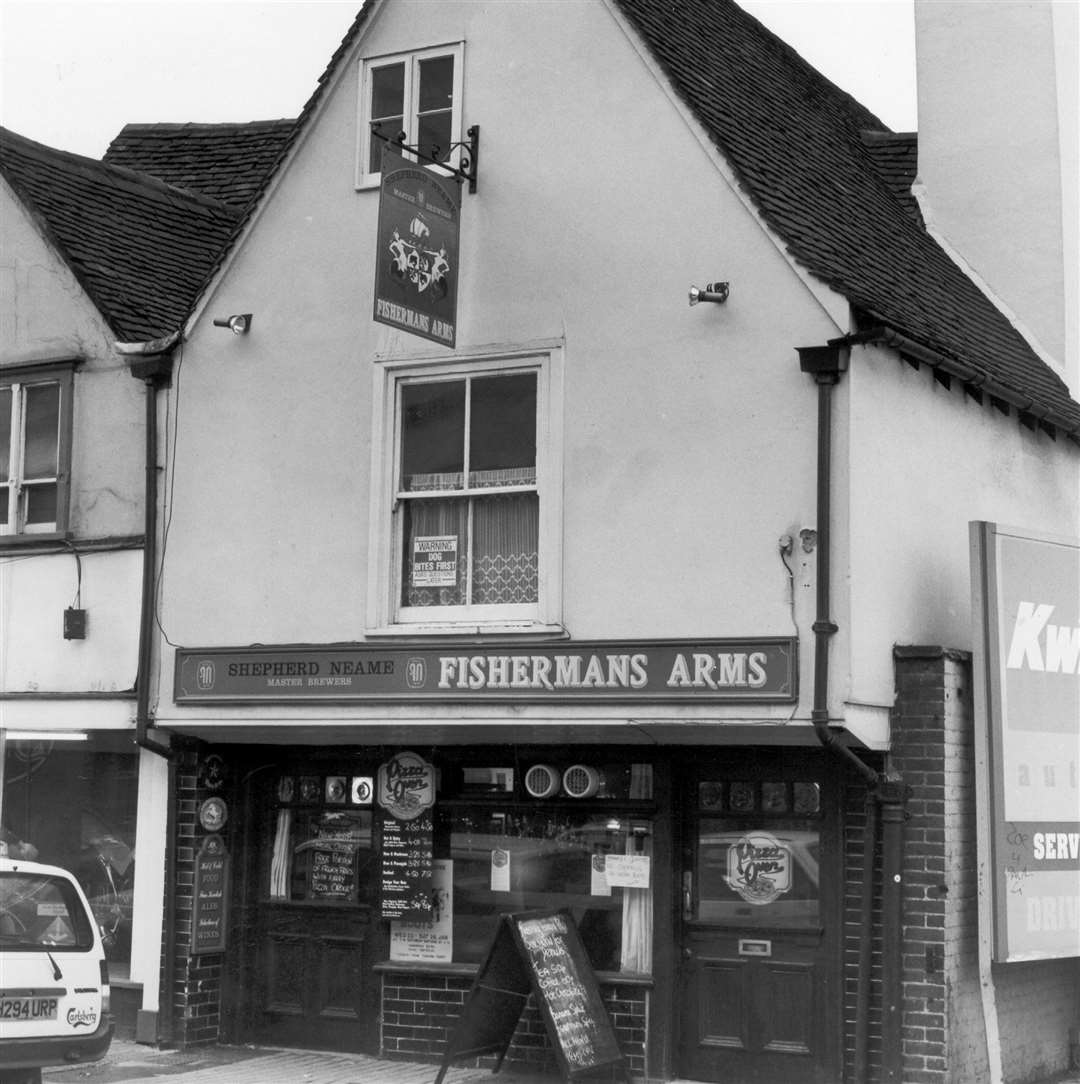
xmin=862 ymin=323 xmax=1080 ymax=441
xmin=797 ymin=339 xmax=909 ymax=1084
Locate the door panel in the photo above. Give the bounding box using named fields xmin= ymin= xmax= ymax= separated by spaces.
xmin=679 ymin=755 xmax=837 ymax=1084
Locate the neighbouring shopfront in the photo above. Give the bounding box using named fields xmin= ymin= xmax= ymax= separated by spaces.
xmin=1 ymin=732 xmax=138 ymax=981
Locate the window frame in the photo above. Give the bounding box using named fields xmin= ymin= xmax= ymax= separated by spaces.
xmin=0 ymin=359 xmax=75 ymax=543
xmin=367 ymin=346 xmax=564 ymax=636
xmin=356 ymin=42 xmax=465 ymax=190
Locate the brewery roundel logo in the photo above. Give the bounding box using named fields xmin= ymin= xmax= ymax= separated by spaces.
xmin=725 ymin=831 xmax=793 ymax=905
xmin=405 ymin=656 xmax=427 ymax=689
xmin=196 ymin=659 xmax=216 ymax=691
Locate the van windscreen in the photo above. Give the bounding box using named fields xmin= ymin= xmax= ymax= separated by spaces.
xmin=0 ymin=872 xmax=94 ymax=951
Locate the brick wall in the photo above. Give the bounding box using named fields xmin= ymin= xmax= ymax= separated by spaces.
xmin=380 ymin=970 xmax=648 ymax=1078
xmin=892 ymin=647 xmax=964 ymax=1084
xmin=891 ymin=647 xmax=1080 ymax=1084
xmin=167 ymin=747 xmax=227 ymax=1047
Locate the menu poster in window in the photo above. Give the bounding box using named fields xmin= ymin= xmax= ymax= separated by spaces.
xmin=390 ymin=859 xmax=452 ymax=962
xmin=411 ymin=535 xmax=458 ymax=589
xmin=379 ymin=808 xmax=434 ymax=920
xmin=604 ymin=854 xmax=651 ymax=888
xmin=310 ymin=847 xmax=356 ymax=900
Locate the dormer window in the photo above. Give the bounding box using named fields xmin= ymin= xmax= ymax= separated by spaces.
xmin=358 ymin=44 xmax=464 ymax=188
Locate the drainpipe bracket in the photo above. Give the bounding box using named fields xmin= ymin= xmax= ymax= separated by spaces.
xmin=811 ymin=619 xmax=838 ymax=635
xmin=875 ymin=780 xmax=911 ymax=806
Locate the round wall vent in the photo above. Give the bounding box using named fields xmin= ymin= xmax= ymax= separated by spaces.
xmin=524 ymin=764 xmax=560 ymax=799
xmin=562 ymin=764 xmax=601 ymax=798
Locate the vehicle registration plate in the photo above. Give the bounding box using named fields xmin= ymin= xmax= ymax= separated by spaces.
xmin=0 ymin=996 xmax=58 ymax=1020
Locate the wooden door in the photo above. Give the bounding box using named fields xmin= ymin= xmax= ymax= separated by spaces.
xmin=678 ymin=753 xmax=838 ymax=1083
xmin=256 ymin=903 xmax=377 ymax=1052
xmin=246 ymin=770 xmax=383 ymax=1054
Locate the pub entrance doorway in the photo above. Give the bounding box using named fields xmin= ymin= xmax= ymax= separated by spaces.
xmin=677 ymin=749 xmax=840 ymax=1084
xmin=238 ymin=758 xmax=383 ymax=1054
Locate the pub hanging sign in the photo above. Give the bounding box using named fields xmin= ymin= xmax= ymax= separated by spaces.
xmin=373 ymin=146 xmax=461 ymax=347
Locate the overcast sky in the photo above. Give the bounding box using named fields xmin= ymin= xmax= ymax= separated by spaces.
xmin=0 ymin=0 xmax=918 ymax=160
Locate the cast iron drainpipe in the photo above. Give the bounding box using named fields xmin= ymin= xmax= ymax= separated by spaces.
xmin=797 ymin=341 xmax=909 ymax=1084
xmin=116 ymin=333 xmax=179 ymax=1046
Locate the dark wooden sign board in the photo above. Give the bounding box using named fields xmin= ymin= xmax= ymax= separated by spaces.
xmin=434 ymin=909 xmax=628 ymax=1084
xmin=190 ymin=836 xmax=229 ymax=955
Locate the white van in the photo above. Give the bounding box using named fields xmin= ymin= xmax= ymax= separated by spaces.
xmin=0 ymin=858 xmax=113 ymax=1084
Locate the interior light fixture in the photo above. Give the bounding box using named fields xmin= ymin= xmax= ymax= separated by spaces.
xmin=688 ymin=282 xmax=730 ymax=306
xmin=2 ymin=730 xmax=89 ymax=741
xmin=212 ymin=313 xmax=252 ymax=335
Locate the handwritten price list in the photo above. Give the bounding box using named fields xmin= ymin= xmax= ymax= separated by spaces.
xmin=379 ymin=809 xmax=434 ymax=919
xmin=311 ymin=849 xmax=356 ymax=900
xmin=516 ymin=913 xmax=620 ymax=1070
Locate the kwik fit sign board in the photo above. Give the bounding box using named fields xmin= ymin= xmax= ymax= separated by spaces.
xmin=175 ymin=638 xmax=796 ymax=704
xmin=373 ymin=146 xmax=460 ymax=347
xmin=970 ymin=522 xmax=1080 ymax=961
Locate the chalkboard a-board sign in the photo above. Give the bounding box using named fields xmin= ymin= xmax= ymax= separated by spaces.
xmin=191 ymin=835 xmax=229 ymax=955
xmin=434 ymin=909 xmax=627 ymax=1084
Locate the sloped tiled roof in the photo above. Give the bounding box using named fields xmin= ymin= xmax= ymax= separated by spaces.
xmin=612 ymin=0 xmax=1080 ymax=435
xmin=0 ymin=127 xmax=239 ymax=341
xmin=103 ymin=120 xmax=296 ymax=209
xmin=860 ymin=131 xmax=922 ymax=226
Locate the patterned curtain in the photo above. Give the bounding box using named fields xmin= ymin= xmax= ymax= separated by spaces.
xmin=404 ymin=493 xmax=538 ymax=606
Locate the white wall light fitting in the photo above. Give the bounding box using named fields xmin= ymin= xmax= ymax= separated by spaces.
xmin=688 ymin=282 xmax=730 ymax=306
xmin=212 ymin=314 xmax=253 ymax=335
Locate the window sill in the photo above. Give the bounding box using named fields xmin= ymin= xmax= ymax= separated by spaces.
xmin=374 ymin=959 xmax=654 ymax=987
xmin=364 ymin=622 xmax=569 ymax=640
xmin=0 ymin=531 xmax=72 ymax=552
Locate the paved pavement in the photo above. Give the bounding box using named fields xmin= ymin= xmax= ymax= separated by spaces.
xmin=43 ymin=1038 xmax=561 ymax=1084
xmin=43 ymin=1038 xmax=1080 ymax=1084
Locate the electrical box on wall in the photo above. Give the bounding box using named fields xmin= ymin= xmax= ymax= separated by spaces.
xmin=63 ymin=607 xmax=87 ymax=640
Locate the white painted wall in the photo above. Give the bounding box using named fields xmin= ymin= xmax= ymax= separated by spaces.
xmin=0 ymin=548 xmax=141 ymax=692
xmin=157 ymin=0 xmax=840 ymax=730
xmin=0 ymin=179 xmax=114 ymax=367
xmin=0 ymin=179 xmax=145 ymax=693
xmin=915 ymin=0 xmax=1077 ymax=393
xmin=845 ymin=343 xmax=1080 ymax=708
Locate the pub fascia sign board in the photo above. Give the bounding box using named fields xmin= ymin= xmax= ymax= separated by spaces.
xmin=373 ymin=146 xmax=461 ymax=347
xmin=970 ymin=522 xmax=1080 ymax=962
xmin=175 ymin=638 xmax=796 ymax=704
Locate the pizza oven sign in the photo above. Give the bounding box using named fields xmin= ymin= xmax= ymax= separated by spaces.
xmin=726 ymin=832 xmax=793 ymax=905
xmin=378 ymin=752 xmax=435 ymax=821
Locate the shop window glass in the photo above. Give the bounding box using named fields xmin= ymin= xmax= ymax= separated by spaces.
xmin=694 ymin=776 xmax=822 ymax=929
xmin=697 ymin=823 xmax=820 ymax=928
xmin=447 ymin=809 xmax=652 ymax=973
xmin=269 ymin=808 xmax=376 ymax=905
xmin=1 ymin=739 xmax=137 ymax=977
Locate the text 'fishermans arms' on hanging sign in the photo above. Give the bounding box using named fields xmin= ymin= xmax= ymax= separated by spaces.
xmin=175 ymin=638 xmax=797 ymax=703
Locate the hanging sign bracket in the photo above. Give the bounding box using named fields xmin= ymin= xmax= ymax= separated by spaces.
xmin=371 ymin=123 xmax=480 ymax=194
